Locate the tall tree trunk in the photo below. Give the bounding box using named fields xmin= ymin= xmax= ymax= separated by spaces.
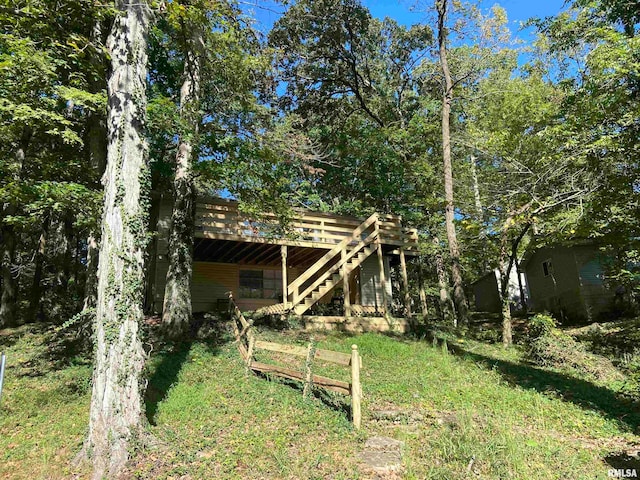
xmin=162 ymin=23 xmax=202 ymax=338
xmin=0 ymin=229 xmax=18 ymax=328
xmin=58 ymin=214 xmax=74 ymax=290
xmin=417 ymin=258 xmax=429 ymax=318
xmin=470 ymin=154 xmax=483 ymax=219
xmin=436 ymin=0 xmax=469 ymax=326
xmin=28 ymin=215 xmax=50 ymax=322
xmin=0 ymin=128 xmax=31 ymax=328
xmin=433 ymin=236 xmax=455 ymax=324
xmin=499 ymin=221 xmax=531 ymax=346
xmin=85 ymin=2 xmax=151 ymax=478
xmin=470 ymin=154 xmax=490 ymax=273
xmin=498 ymin=229 xmax=512 ymax=346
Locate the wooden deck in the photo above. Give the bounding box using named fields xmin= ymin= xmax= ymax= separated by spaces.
xmin=195 ymin=197 xmax=419 ymax=254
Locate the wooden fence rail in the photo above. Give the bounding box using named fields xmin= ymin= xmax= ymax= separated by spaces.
xmin=228 ymin=293 xmax=362 ymax=428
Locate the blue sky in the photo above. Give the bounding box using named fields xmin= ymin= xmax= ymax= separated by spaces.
xmin=366 ymin=0 xmax=568 ymax=42
xmin=247 ymin=0 xmax=569 ymax=44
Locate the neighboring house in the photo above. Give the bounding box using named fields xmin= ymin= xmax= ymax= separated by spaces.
xmin=520 ymin=243 xmax=615 ymax=322
xmin=471 ymin=267 xmax=529 ymax=313
xmin=146 ymin=196 xmax=418 ymax=322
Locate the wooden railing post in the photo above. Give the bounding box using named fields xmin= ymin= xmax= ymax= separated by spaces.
xmin=281 ymin=245 xmax=288 ymax=308
xmin=341 ymin=249 xmax=351 ymax=318
xmin=351 ymin=345 xmax=361 ymax=429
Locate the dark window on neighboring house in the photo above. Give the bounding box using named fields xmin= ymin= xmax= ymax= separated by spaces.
xmin=239 ymin=269 xmax=282 ymax=299
xmin=542 ymin=259 xmax=553 ymax=277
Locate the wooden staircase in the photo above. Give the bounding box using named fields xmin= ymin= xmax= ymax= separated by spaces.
xmin=256 ymin=213 xmax=380 ymax=316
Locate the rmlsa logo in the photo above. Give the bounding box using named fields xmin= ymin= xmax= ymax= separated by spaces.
xmin=609 ymin=469 xmax=638 ymax=478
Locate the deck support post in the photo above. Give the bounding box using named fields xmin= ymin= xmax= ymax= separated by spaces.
xmin=374 ymin=222 xmax=389 ymax=318
xmin=341 ymin=249 xmax=351 ymax=318
xmin=399 ymin=248 xmax=411 ymax=318
xmin=281 ymin=245 xmax=288 ymax=308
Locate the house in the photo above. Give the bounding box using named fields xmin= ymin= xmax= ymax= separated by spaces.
xmin=146 ymin=196 xmax=419 ymax=330
xmin=471 ymin=267 xmax=529 ymax=313
xmin=520 ymin=242 xmax=615 ymax=322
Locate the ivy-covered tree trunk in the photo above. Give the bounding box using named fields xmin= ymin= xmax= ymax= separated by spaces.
xmin=85 ymin=2 xmax=151 ymax=478
xmin=436 ymin=0 xmax=469 ymax=325
xmin=162 ymin=26 xmax=202 ymax=338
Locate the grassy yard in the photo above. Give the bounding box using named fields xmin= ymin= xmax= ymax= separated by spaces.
xmin=1 ymin=321 xmax=639 ymax=479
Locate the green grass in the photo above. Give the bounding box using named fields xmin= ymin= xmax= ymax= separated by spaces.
xmin=1 ymin=322 xmax=639 ymax=479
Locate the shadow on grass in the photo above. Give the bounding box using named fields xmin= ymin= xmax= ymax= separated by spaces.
xmin=145 ymin=341 xmax=193 ymax=425
xmin=605 ymin=452 xmax=640 ymax=471
xmin=253 ymin=372 xmax=352 ymax=422
xmin=448 ymin=343 xmax=640 ymax=434
xmin=313 ymin=387 xmax=352 ymax=420
xmin=144 ymin=317 xmax=233 ymax=425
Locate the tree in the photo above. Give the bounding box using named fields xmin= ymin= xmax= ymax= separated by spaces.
xmin=435 ymin=0 xmax=469 ymax=326
xmin=0 ymin=0 xmax=106 ymax=326
xmin=535 ymin=0 xmax=639 ymax=309
xmin=269 ymin=0 xmax=433 ymax=216
xmin=160 ymin=1 xmax=205 ymax=338
xmin=84 ymin=0 xmax=152 ymax=477
xmin=464 ymin=57 xmax=598 ymax=344
xmin=150 ymin=0 xmax=275 ymax=336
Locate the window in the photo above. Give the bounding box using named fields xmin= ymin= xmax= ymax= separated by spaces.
xmin=239 ymin=269 xmax=283 ymax=299
xmin=542 ymin=259 xmax=553 ymax=277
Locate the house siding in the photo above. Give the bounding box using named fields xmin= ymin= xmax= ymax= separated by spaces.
xmin=360 ymin=255 xmax=392 ymax=308
xmin=472 ymin=269 xmax=528 ymax=313
xmin=153 ymin=260 xmax=301 ymax=313
xmin=525 ymin=245 xmax=614 ymax=321
xmin=472 ymin=272 xmax=501 ymax=312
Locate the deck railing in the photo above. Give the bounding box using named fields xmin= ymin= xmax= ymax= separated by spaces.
xmin=194 ymin=198 xmax=418 ymax=251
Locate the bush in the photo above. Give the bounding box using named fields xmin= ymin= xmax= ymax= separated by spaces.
xmin=524 ymin=313 xmax=623 ymax=383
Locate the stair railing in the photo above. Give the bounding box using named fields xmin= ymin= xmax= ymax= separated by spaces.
xmin=288 ymin=213 xmax=379 ymax=309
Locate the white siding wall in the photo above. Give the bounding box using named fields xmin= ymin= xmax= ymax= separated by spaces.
xmin=360 ymin=255 xmax=392 ymax=307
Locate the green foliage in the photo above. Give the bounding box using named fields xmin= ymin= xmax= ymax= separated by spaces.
xmin=524 ymin=314 xmax=624 ymax=384
xmin=525 ymin=313 xmax=558 ymax=340
xmin=531 ymin=0 xmax=640 ymax=304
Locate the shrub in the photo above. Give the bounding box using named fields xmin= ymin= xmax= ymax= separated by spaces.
xmin=524 ymin=313 xmax=623 ymax=383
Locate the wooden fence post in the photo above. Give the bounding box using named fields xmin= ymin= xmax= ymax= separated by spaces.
xmin=245 ymin=335 xmax=256 ymax=376
xmin=303 ymin=337 xmax=316 ymax=399
xmin=351 ymin=344 xmax=361 ymax=429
